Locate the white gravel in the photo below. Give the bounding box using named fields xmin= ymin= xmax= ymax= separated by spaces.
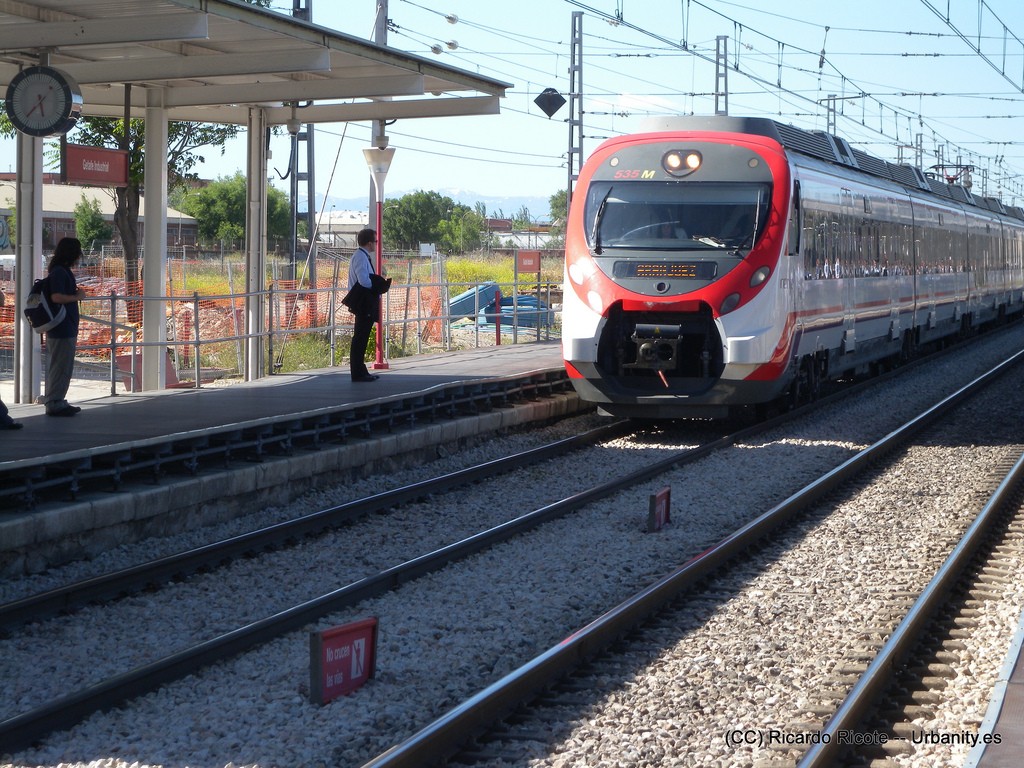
xmin=2 ymin=327 xmax=1023 ymax=768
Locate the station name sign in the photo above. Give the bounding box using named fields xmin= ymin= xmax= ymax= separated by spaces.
xmin=61 ymin=143 xmax=129 ymax=187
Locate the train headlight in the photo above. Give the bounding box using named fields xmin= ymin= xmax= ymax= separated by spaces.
xmin=750 ymin=266 xmax=771 ymax=287
xmin=720 ymin=293 xmax=741 ymax=315
xmin=663 ymin=150 xmax=702 ymax=177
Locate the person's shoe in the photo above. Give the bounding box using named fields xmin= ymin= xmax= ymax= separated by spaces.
xmin=0 ymin=421 xmax=22 ymax=430
xmin=46 ymin=406 xmax=78 ymax=417
xmin=351 ymin=374 xmax=380 ymax=382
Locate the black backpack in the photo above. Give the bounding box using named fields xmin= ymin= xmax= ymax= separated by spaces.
xmin=23 ymin=277 xmax=66 ymax=333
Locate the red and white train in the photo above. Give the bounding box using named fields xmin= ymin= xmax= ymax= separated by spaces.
xmin=562 ymin=116 xmax=1024 ymax=418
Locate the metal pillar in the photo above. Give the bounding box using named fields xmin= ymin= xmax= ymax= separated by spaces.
xmin=370 ymin=0 xmax=390 ymax=216
xmin=291 ymin=0 xmax=316 ymax=289
xmin=715 ymin=35 xmax=729 ymax=116
xmin=302 ymin=124 xmax=316 ymax=286
xmin=567 ymin=11 xmax=583 ymax=205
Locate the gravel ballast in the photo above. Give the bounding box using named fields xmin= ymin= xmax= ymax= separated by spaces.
xmin=3 ymin=329 xmax=1024 ymax=768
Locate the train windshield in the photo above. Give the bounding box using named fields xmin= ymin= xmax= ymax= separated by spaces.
xmin=584 ymin=181 xmax=771 ymax=254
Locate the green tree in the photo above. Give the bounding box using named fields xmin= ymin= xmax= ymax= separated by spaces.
xmin=2 ymin=203 xmax=14 ymax=243
xmin=435 ymin=204 xmax=485 ymax=254
xmin=180 ymin=172 xmax=291 ymax=246
xmin=0 ymin=115 xmax=243 ymax=274
xmin=511 ymin=204 xmax=533 ymax=231
xmin=548 ymin=188 xmax=568 ymax=248
xmin=381 ymin=190 xmax=458 ymax=251
xmin=73 ymin=195 xmax=114 ymax=251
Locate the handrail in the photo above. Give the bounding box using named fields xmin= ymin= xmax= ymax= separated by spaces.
xmin=11 ymin=278 xmax=561 ymax=396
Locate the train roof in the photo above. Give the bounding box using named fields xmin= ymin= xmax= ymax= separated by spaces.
xmin=639 ymin=116 xmax=1024 ymax=222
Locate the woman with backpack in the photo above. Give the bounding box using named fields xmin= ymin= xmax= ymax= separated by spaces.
xmin=44 ymin=237 xmax=87 ymax=417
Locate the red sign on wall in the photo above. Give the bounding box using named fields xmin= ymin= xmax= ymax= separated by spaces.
xmin=309 ymin=617 xmax=378 ymax=704
xmin=61 ymin=143 xmax=130 ymax=187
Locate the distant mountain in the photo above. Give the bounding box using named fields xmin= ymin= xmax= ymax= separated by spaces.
xmin=434 ymin=188 xmax=555 ymax=221
xmin=312 ymin=188 xmax=555 ymax=223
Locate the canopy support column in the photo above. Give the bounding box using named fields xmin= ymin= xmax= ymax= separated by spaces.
xmin=141 ymin=88 xmax=169 ymax=391
xmin=245 ymin=106 xmax=269 ymax=380
xmin=12 ymin=132 xmax=44 ymax=404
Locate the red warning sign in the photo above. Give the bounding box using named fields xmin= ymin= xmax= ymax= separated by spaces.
xmin=309 ymin=617 xmax=378 ymax=704
xmin=647 ymin=486 xmax=671 ymax=532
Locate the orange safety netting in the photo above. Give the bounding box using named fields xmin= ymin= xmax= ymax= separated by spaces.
xmin=0 ymin=259 xmax=456 ymax=360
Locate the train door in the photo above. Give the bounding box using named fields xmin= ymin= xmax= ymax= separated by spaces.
xmin=840 ymin=187 xmax=856 ymax=354
xmin=950 ymin=208 xmax=970 ymax=329
xmin=797 ymin=168 xmax=845 ymax=363
xmin=965 ymin=212 xmax=991 ymax=325
xmin=992 ymin=220 xmax=1008 ymax=317
xmin=884 ymin=195 xmax=915 ymax=351
xmin=908 ymin=193 xmax=937 ymax=335
xmin=1011 ymin=220 xmax=1024 ymax=309
xmin=851 ymin=189 xmax=891 ymax=350
xmin=789 ymin=180 xmax=803 ymax=340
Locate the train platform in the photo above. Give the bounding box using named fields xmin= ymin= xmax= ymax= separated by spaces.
xmin=966 ymin=607 xmax=1024 ymax=768
xmin=0 ymin=341 xmax=583 ymax=576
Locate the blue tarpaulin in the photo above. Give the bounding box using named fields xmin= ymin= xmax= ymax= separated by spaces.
xmin=478 ymin=294 xmax=554 ymax=328
xmin=448 ymin=281 xmax=500 ymax=320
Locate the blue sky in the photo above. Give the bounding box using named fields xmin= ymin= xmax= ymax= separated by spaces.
xmin=264 ymin=0 xmax=1024 ymax=208
xmin=4 ymin=0 xmax=1024 ymax=211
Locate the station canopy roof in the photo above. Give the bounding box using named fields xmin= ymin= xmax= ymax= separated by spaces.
xmin=0 ymin=0 xmax=510 ymax=128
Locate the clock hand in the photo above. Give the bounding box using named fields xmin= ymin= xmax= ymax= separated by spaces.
xmin=26 ymin=93 xmax=46 ymax=118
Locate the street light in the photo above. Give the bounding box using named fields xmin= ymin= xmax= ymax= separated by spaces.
xmin=363 ymin=145 xmax=395 ymax=370
xmin=458 ymin=209 xmax=476 ymax=254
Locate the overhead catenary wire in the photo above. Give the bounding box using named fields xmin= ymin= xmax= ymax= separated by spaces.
xmin=261 ymin=0 xmax=1024 ymax=203
xmin=563 ymin=0 xmax=1024 ymax=203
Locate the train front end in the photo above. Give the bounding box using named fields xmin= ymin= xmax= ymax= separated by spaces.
xmin=562 ymin=118 xmax=794 ymax=418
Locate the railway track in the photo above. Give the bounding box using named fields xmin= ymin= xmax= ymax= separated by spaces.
xmin=361 ymin=350 xmax=1024 ymax=767
xmin=3 ymin=330 xmax=1023 ymax=765
xmin=800 ymin=454 xmax=1024 ymax=767
xmin=1 ymin=416 xmax=734 ymax=752
xmin=0 ymin=345 xmax=907 ymax=755
xmin=0 ymin=420 xmax=635 ymax=629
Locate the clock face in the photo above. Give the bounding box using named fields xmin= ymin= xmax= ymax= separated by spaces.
xmin=4 ymin=65 xmax=83 ymax=138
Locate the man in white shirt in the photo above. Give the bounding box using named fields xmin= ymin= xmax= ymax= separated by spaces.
xmin=346 ymin=228 xmax=384 ymax=382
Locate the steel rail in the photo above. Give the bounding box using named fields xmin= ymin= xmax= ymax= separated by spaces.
xmin=361 ymin=348 xmax=1024 ymax=768
xmin=0 ymin=384 xmax=805 ymax=753
xmin=796 ymin=451 xmax=1024 ymax=766
xmin=4 ymin=344 xmax=1019 ymax=755
xmin=0 ymin=421 xmax=632 ymax=629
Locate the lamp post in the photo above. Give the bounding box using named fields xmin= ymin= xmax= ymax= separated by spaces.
xmin=363 ymin=145 xmax=395 ymax=370
xmin=458 ymin=208 xmax=477 ymax=254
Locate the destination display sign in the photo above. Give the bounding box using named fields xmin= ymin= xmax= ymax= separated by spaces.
xmin=614 ymin=261 xmax=717 ymax=280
